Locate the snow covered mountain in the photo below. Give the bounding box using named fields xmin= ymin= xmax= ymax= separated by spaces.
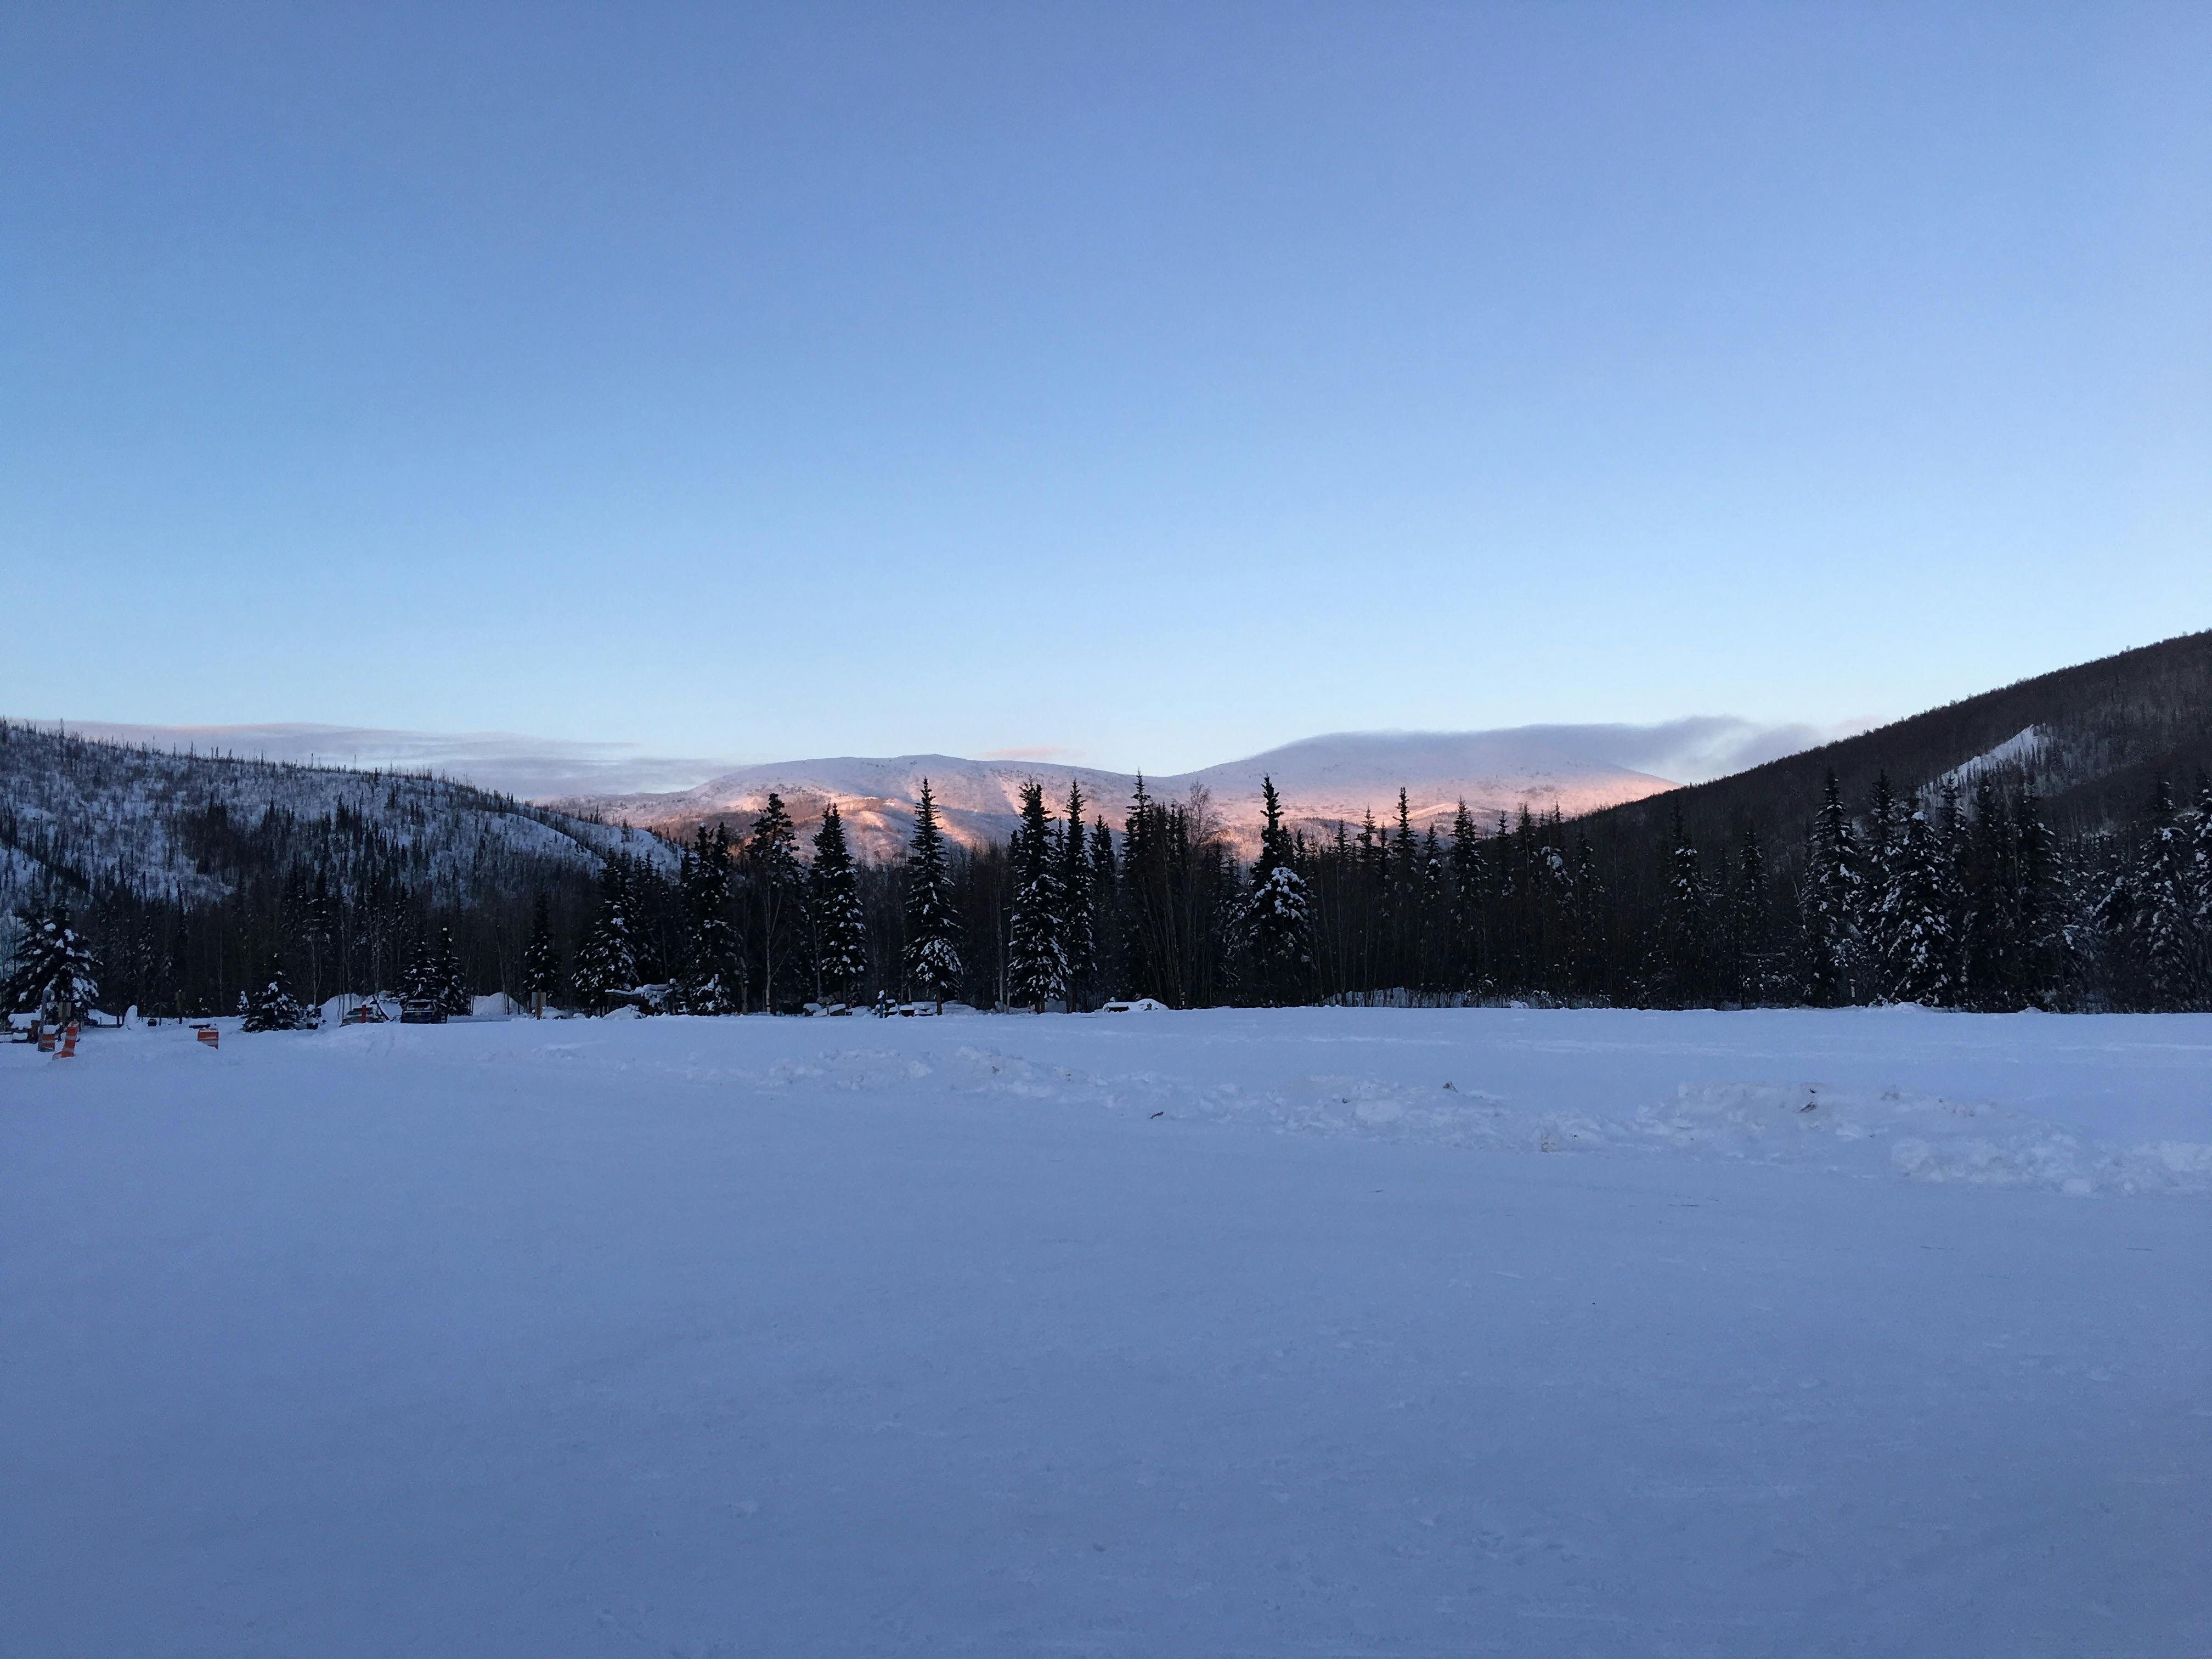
xmin=550 ymin=731 xmax=1683 ymax=861
xmin=0 ymin=720 xmax=671 ymax=912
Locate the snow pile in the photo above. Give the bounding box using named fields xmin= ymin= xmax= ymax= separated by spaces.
xmin=1644 ymin=1080 xmax=2212 ymax=1196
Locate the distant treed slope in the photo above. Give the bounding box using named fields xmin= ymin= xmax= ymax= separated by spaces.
xmin=1588 ymin=629 xmax=2212 ymax=854
xmin=555 ymin=735 xmax=1678 ymax=862
xmin=0 ymin=721 xmax=673 ymax=910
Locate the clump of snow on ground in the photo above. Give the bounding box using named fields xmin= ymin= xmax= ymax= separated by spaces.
xmin=471 ymin=1009 xmax=2212 ymax=1199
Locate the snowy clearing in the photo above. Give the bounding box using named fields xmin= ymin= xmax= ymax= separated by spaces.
xmin=4 ymin=1008 xmax=2208 ymax=1657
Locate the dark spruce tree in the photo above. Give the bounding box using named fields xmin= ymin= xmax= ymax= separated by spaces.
xmin=902 ymin=780 xmax=963 ymax=1012
xmin=522 ymin=891 xmax=562 ymax=1011
xmin=1006 ymin=782 xmax=1066 ymax=1012
xmin=2013 ymin=778 xmax=2063 ymax=1005
xmin=399 ymin=926 xmax=440 ymax=1009
xmin=2193 ymin=775 xmax=2212 ymax=936
xmin=675 ymin=825 xmax=743 ymax=1013
xmin=1086 ymin=815 xmax=1120 ymax=1000
xmin=572 ymin=859 xmax=639 ymax=1013
xmin=2134 ymin=777 xmax=2195 ymax=1008
xmin=241 ymin=951 xmax=312 ymax=1031
xmin=1565 ymin=826 xmax=1609 ymax=1000
xmin=1798 ymin=771 xmax=1862 ymax=1005
xmin=1058 ymin=782 xmax=1095 ymax=1009
xmin=1936 ymin=782 xmax=1968 ymax=981
xmin=807 ymin=802 xmax=869 ymax=1006
xmin=1447 ymin=800 xmax=1487 ymax=992
xmin=1726 ymin=819 xmax=1776 ymax=1003
xmin=432 ymin=923 xmax=470 ymax=1015
xmin=1652 ymin=805 xmax=1707 ymax=1006
xmin=1244 ymin=776 xmax=1313 ymax=1003
xmin=1958 ymin=774 xmax=2018 ymax=1008
xmin=748 ymin=793 xmax=802 ymax=1012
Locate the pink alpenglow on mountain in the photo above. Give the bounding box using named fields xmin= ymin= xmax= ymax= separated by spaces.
xmin=549 ymin=731 xmax=1681 ymax=860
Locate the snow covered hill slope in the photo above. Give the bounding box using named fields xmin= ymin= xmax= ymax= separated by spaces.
xmin=0 ymin=720 xmax=671 ymax=911
xmin=1590 ymin=627 xmax=2212 ymax=851
xmin=4 ymin=1006 xmax=2205 ymax=1657
xmin=552 ymin=731 xmax=1679 ymax=861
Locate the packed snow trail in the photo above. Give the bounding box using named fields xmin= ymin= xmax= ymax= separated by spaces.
xmin=3 ymin=1008 xmax=2207 ymax=1657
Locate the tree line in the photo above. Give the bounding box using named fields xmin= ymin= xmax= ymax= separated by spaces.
xmin=7 ymin=765 xmax=2210 ymax=1021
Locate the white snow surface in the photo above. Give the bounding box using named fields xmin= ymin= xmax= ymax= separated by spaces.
xmin=1935 ymin=725 xmax=2049 ymax=793
xmin=4 ymin=1007 xmax=2208 ymax=1656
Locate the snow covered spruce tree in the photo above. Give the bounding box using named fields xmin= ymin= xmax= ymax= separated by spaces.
xmin=1086 ymin=815 xmax=1120 ymax=1000
xmin=1798 ymin=771 xmax=1863 ymax=1004
xmin=1884 ymin=806 xmax=1957 ymax=1005
xmin=748 ymin=793 xmax=802 ymax=1013
xmin=2134 ymin=777 xmax=2198 ymax=1008
xmin=1006 ymin=782 xmax=1066 ymax=1012
xmin=2 ymin=900 xmax=100 ymax=1022
xmin=902 ymin=780 xmax=964 ymax=1012
xmin=1935 ymin=782 xmax=1970 ymax=973
xmin=2194 ymin=775 xmax=2212 ymax=945
xmin=399 ymin=926 xmax=439 ymax=1008
xmin=1858 ymin=773 xmax=1903 ymax=997
xmin=675 ymin=825 xmax=742 ymax=1013
xmin=522 ymin=892 xmax=562 ymax=1011
xmin=431 ymin=923 xmax=471 ymax=1015
xmin=241 ymin=952 xmax=312 ymax=1031
xmin=807 ymin=803 xmax=869 ymax=1006
xmin=1243 ymin=776 xmax=1311 ymax=1003
xmin=572 ymin=859 xmax=638 ymax=1013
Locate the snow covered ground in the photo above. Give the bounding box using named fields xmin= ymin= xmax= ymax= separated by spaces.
xmin=4 ymin=1008 xmax=2208 ymax=1657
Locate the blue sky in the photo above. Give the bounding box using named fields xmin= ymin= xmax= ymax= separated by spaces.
xmin=3 ymin=2 xmax=2206 ymax=774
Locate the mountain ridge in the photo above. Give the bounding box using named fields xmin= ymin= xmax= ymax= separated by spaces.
xmin=546 ymin=730 xmax=1688 ymax=861
xmin=1583 ymin=628 xmax=2212 ymax=862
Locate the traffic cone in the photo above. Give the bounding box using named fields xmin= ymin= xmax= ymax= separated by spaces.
xmin=58 ymin=1023 xmax=77 ymax=1059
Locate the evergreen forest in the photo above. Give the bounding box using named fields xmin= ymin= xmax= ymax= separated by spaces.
xmin=7 ymin=719 xmax=2210 ymax=1020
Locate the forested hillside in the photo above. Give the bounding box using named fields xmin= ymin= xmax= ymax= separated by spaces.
xmin=0 ymin=723 xmax=673 ymax=1015
xmin=1590 ymin=629 xmax=2212 ymax=855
